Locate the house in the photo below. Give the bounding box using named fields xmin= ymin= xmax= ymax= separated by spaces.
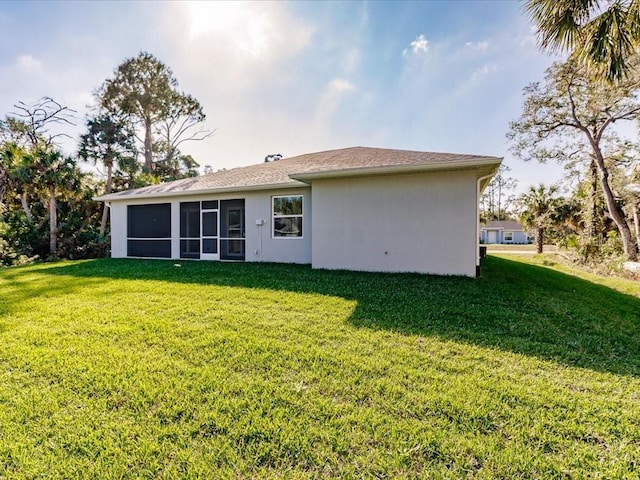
xmin=95 ymin=147 xmax=502 ymax=277
xmin=480 ymin=220 xmax=530 ymax=244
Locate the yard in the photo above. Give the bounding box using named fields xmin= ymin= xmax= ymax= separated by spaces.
xmin=0 ymin=256 xmax=638 ymax=478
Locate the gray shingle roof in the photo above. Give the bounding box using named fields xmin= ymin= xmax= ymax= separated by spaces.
xmin=96 ymin=146 xmax=501 ymax=201
xmin=484 ymin=220 xmax=525 ymax=230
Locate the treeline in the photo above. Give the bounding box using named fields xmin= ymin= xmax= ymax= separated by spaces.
xmin=481 ymin=57 xmax=640 ymax=269
xmin=0 ymin=52 xmax=212 ymax=266
xmin=481 ymin=0 xmax=640 ymax=271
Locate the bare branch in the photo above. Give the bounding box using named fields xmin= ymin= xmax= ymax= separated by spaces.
xmin=9 ymin=97 xmax=77 ymax=149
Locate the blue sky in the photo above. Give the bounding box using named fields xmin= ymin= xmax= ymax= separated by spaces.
xmin=0 ymin=0 xmax=565 ymax=192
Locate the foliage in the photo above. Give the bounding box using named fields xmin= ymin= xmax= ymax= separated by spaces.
xmin=525 ymin=0 xmax=640 ymax=82
xmin=480 ymin=164 xmax=518 ymax=221
xmin=78 ymin=114 xmax=137 ymax=236
xmin=0 ymin=100 xmax=106 ymax=264
xmin=96 ymin=51 xmax=212 ymax=174
xmin=0 ymin=97 xmax=76 ymax=150
xmin=516 ymin=184 xmax=564 ymax=253
xmin=508 ymin=58 xmax=640 ymax=260
xmin=1 ymin=53 xmax=212 ymax=262
xmin=0 ymin=258 xmax=638 ymax=477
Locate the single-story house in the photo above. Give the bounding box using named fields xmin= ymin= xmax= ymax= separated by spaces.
xmin=95 ymin=146 xmax=502 ymax=277
xmin=480 ymin=220 xmax=530 ymax=244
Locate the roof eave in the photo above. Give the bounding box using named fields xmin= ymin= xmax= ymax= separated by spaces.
xmin=93 ymin=181 xmax=306 ymax=202
xmin=289 ymin=157 xmax=503 ymax=183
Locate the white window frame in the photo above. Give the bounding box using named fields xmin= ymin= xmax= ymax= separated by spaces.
xmin=503 ymin=231 xmax=514 ymax=242
xmin=272 ymin=195 xmax=303 ymax=239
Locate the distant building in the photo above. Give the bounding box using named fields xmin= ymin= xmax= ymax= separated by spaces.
xmin=480 ymin=220 xmax=531 ymax=244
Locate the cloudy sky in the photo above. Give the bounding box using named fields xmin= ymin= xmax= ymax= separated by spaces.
xmin=0 ymin=0 xmax=565 ymax=191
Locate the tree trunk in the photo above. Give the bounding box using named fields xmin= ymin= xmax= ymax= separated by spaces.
xmin=0 ymin=169 xmax=7 ymax=206
xmin=589 ymin=160 xmax=598 ymax=238
xmin=21 ymin=192 xmax=33 ymax=223
xmin=99 ymin=160 xmax=113 ymax=237
xmin=592 ymin=151 xmax=638 ymax=261
xmin=633 ymin=201 xmax=640 ymax=252
xmin=536 ymin=227 xmax=544 ymax=254
xmin=497 ymin=183 xmax=502 ymax=220
xmin=144 ymin=119 xmax=153 ymax=173
xmin=49 ymin=185 xmax=57 ymax=256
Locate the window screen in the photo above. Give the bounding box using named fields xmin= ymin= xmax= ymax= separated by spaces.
xmin=180 ymin=202 xmax=200 ymax=238
xmin=127 ymin=204 xmax=171 ymax=238
xmin=127 ymin=240 xmax=171 ymax=258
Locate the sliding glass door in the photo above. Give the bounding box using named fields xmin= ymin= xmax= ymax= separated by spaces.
xmin=220 ymin=199 xmax=245 ymax=261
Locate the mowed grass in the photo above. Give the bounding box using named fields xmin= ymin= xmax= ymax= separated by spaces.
xmin=0 ymin=257 xmax=638 ymax=479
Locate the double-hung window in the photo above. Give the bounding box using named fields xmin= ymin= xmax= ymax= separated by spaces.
xmin=272 ymin=195 xmax=303 ymax=238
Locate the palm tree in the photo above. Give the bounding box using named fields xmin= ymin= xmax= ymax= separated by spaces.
xmin=79 ymin=114 xmax=136 ymax=236
xmin=525 ymin=0 xmax=640 ymax=82
xmin=517 ymin=184 xmax=560 ymax=254
xmin=1 ymin=143 xmax=33 ymax=221
xmin=16 ymin=149 xmax=79 ymax=257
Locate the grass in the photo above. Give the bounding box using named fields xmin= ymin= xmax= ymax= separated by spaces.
xmin=0 ymin=256 xmax=638 ymax=478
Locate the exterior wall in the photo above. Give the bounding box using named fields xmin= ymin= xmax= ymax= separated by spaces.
xmin=109 ymin=202 xmax=128 ymax=258
xmin=244 ymin=187 xmax=311 ymax=264
xmin=108 ymin=187 xmax=312 ymax=264
xmin=512 ymin=231 xmax=529 ymax=244
xmin=311 ymin=170 xmax=479 ymax=276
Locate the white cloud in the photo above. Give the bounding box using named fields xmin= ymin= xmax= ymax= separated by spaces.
xmin=15 ymin=54 xmax=42 ymax=71
xmin=185 ymin=1 xmax=312 ymax=59
xmin=465 ymin=41 xmax=489 ymax=51
xmin=313 ymin=78 xmax=358 ymax=127
xmin=471 ymin=63 xmax=498 ymax=81
xmin=329 ymin=78 xmax=355 ymax=92
xmin=403 ymin=34 xmax=429 ymax=56
xmin=342 ymin=48 xmax=360 ymax=73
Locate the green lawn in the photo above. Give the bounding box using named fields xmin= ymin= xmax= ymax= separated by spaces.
xmin=0 ymin=257 xmax=638 ymax=478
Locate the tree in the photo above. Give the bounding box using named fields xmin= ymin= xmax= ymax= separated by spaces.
xmin=517 ymin=184 xmax=561 ymax=254
xmin=480 ymin=164 xmax=518 ymax=221
xmin=97 ymin=52 xmax=213 ymax=173
xmin=507 ymin=59 xmax=640 ymax=261
xmin=79 ymin=114 xmax=137 ymax=236
xmin=4 ymin=97 xmax=75 ymax=150
xmin=13 ymin=149 xmax=80 ymax=256
xmin=525 ymin=0 xmax=640 ymax=82
xmin=1 ymin=97 xmax=77 ymax=224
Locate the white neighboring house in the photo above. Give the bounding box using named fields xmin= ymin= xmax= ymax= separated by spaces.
xmin=480 ymin=220 xmax=530 ymax=244
xmin=95 ymin=147 xmax=502 ymax=277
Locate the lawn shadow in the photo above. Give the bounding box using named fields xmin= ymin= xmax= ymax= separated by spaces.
xmin=0 ymin=262 xmax=104 ymax=319
xmin=24 ymin=257 xmax=640 ymax=377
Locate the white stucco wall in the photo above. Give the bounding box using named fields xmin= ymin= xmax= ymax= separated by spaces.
xmin=310 ymin=170 xmax=479 ymax=276
xmin=244 ymin=188 xmax=311 ymax=264
xmin=107 ymin=187 xmax=312 ymax=264
xmin=109 ymin=201 xmax=128 ymax=258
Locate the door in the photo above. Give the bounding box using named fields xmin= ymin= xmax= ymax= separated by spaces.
xmin=220 ymin=199 xmax=245 ymax=260
xmin=201 ymin=201 xmax=219 ymax=260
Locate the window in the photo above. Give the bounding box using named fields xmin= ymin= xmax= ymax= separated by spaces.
xmin=127 ymin=204 xmax=171 ymax=258
xmin=273 ymin=195 xmax=303 ymax=238
xmin=128 ymin=204 xmax=171 ymax=239
xmin=504 ymin=231 xmax=513 ymax=242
